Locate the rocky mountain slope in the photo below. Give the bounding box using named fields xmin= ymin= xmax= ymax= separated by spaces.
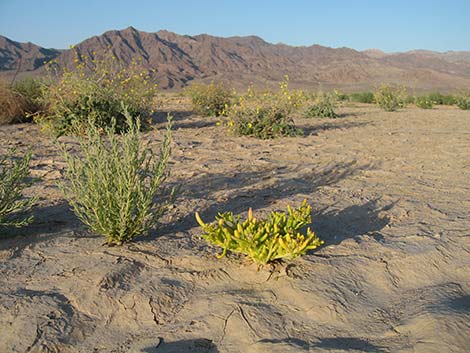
xmin=0 ymin=35 xmax=61 ymax=72
xmin=1 ymin=27 xmax=469 ymax=91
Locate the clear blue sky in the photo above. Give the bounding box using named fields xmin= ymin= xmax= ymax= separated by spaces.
xmin=0 ymin=0 xmax=469 ymax=52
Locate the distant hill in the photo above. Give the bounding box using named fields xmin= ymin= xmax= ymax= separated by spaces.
xmin=1 ymin=27 xmax=469 ymax=92
xmin=0 ymin=35 xmax=61 ymax=72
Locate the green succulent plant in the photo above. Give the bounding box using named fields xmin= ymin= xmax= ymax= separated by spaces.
xmin=196 ymin=200 xmax=323 ymax=264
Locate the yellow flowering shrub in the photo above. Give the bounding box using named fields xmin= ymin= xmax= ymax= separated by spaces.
xmin=304 ymin=92 xmax=338 ymax=118
xmin=225 ymin=76 xmax=305 ymax=139
xmin=186 ymin=81 xmax=232 ymax=116
xmin=374 ymin=84 xmax=407 ymax=112
xmin=37 ymin=49 xmax=158 ymax=135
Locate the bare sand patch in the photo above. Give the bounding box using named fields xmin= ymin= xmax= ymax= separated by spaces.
xmin=1 ymin=105 xmax=469 ymax=352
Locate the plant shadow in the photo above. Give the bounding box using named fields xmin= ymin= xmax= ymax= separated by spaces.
xmin=257 ymin=336 xmax=386 ymax=352
xmin=142 ymin=338 xmax=219 ymax=353
xmin=151 ymin=160 xmax=377 ymax=240
xmin=0 ymin=201 xmax=90 ymax=252
xmin=311 ymin=200 xmax=394 ymax=246
xmin=312 ymin=337 xmax=387 ymax=352
xmin=298 ymin=120 xmax=370 ymax=136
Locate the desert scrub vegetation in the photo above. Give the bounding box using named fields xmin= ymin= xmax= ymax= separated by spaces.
xmin=0 ymin=81 xmax=24 ymax=125
xmin=225 ymin=77 xmax=304 ymax=139
xmin=0 ymin=79 xmax=44 ymax=125
xmin=0 ymin=149 xmax=37 ymax=228
xmin=304 ymin=92 xmax=338 ymax=118
xmin=456 ymin=91 xmax=470 ymax=110
xmin=428 ymin=92 xmax=456 ymax=106
xmin=415 ymin=95 xmax=434 ymax=109
xmin=37 ymin=51 xmax=157 ymax=136
xmin=186 ymin=81 xmax=232 ymax=116
xmin=374 ymin=84 xmax=407 ymax=111
xmin=196 ymin=200 xmax=323 ymax=265
xmin=349 ymin=91 xmax=375 ymax=104
xmin=12 ymin=77 xmax=46 ymax=117
xmin=59 ymin=106 xmax=175 ymax=245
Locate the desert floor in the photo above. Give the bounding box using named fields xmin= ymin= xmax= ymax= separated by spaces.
xmin=0 ymin=101 xmax=469 ymax=353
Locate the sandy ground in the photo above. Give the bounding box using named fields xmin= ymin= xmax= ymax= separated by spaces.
xmin=0 ymin=101 xmax=469 ymax=353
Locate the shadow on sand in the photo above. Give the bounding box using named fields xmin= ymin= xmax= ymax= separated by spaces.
xmin=142 ymin=338 xmax=219 ymax=353
xmin=151 ymin=160 xmax=391 ymax=246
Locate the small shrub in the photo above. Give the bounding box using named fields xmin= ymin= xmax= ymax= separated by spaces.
xmin=227 ymin=102 xmax=303 ymax=139
xmin=404 ymin=95 xmax=416 ymax=105
xmin=334 ymin=91 xmax=349 ymax=102
xmin=415 ymin=95 xmax=434 ymax=109
xmin=186 ymin=82 xmax=231 ymax=116
xmin=37 ymin=52 xmax=157 ymax=136
xmin=196 ymin=200 xmax=323 ymax=265
xmin=304 ymin=92 xmax=338 ymax=118
xmin=12 ymin=77 xmax=45 ymax=117
xmin=0 ymin=149 xmax=37 ymax=228
xmin=60 ymin=106 xmax=175 ymax=245
xmin=374 ymin=84 xmax=407 ymax=112
xmin=225 ymin=77 xmax=304 ymax=139
xmin=456 ymin=92 xmax=470 ymax=110
xmin=428 ymin=92 xmax=456 ymax=105
xmin=0 ymin=81 xmax=28 ymax=125
xmin=349 ymin=91 xmax=375 ymax=104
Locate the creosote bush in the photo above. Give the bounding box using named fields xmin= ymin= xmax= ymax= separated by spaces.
xmin=374 ymin=84 xmax=407 ymax=112
xmin=60 ymin=106 xmax=175 ymax=245
xmin=186 ymin=82 xmax=232 ymax=116
xmin=304 ymin=92 xmax=338 ymax=118
xmin=415 ymin=95 xmax=434 ymax=109
xmin=196 ymin=200 xmax=323 ymax=264
xmin=0 ymin=149 xmax=37 ymax=228
xmin=37 ymin=51 xmax=157 ymax=136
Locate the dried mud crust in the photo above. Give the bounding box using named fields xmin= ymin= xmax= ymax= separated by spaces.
xmin=0 ymin=105 xmax=469 ymax=353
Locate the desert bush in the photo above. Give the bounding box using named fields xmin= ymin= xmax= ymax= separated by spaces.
xmin=37 ymin=52 xmax=157 ymax=136
xmin=0 ymin=149 xmax=37 ymax=228
xmin=60 ymin=106 xmax=175 ymax=245
xmin=304 ymin=92 xmax=338 ymax=118
xmin=334 ymin=91 xmax=349 ymax=101
xmin=227 ymin=102 xmax=303 ymax=139
xmin=0 ymin=81 xmax=28 ymax=124
xmin=349 ymin=91 xmax=375 ymax=104
xmin=415 ymin=95 xmax=434 ymax=109
xmin=196 ymin=200 xmax=323 ymax=265
xmin=456 ymin=92 xmax=470 ymax=110
xmin=428 ymin=92 xmax=456 ymax=105
xmin=374 ymin=84 xmax=407 ymax=111
xmin=225 ymin=77 xmax=304 ymax=139
xmin=186 ymin=82 xmax=232 ymax=116
xmin=12 ymin=77 xmax=45 ymax=117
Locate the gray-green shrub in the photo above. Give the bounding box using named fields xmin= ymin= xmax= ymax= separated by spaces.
xmin=60 ymin=106 xmax=175 ymax=245
xmin=0 ymin=149 xmax=37 ymax=228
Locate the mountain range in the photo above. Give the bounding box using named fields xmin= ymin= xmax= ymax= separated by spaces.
xmin=1 ymin=26 xmax=470 ymax=92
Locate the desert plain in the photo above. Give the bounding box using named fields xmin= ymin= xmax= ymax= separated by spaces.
xmin=0 ymin=99 xmax=469 ymax=353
